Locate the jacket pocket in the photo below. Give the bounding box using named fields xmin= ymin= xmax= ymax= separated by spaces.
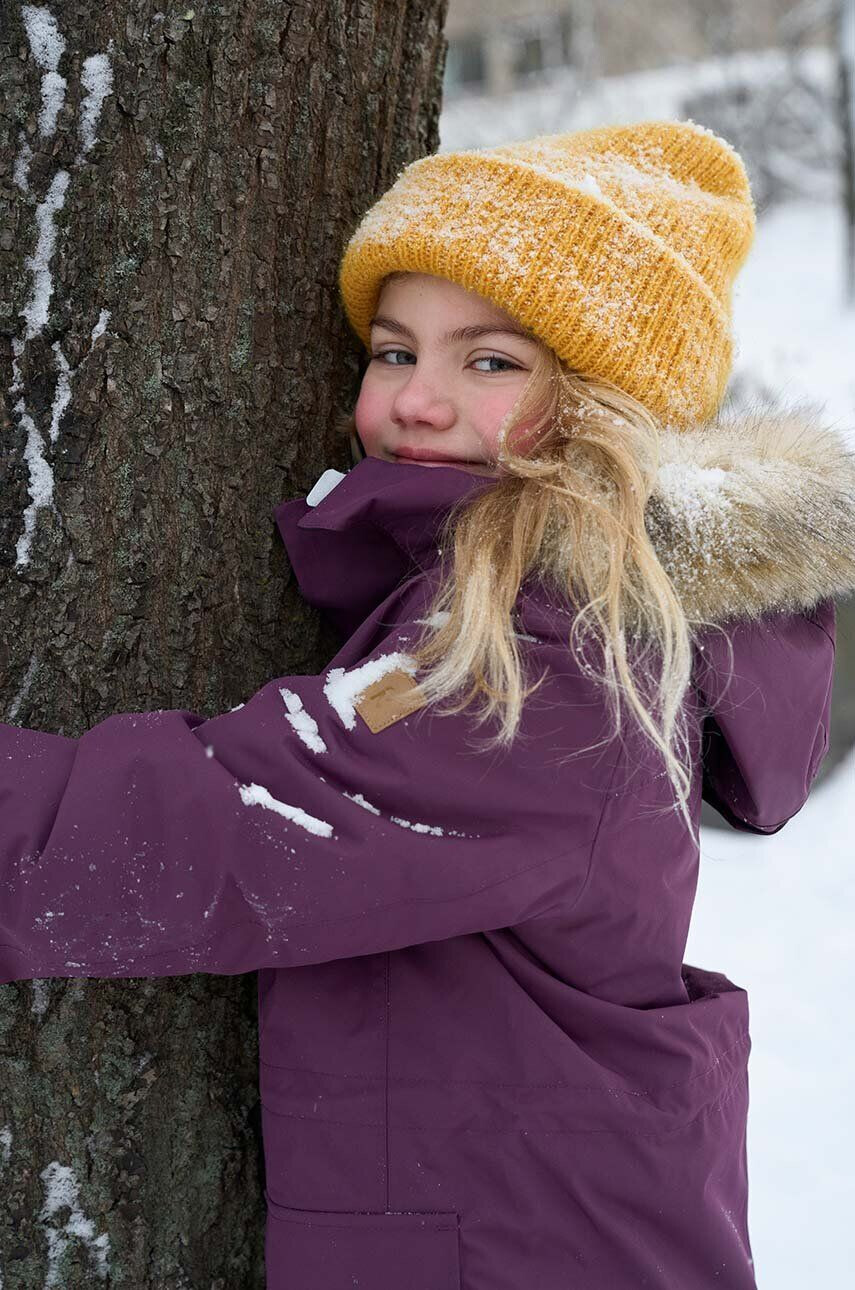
xmin=264 ymin=1195 xmax=461 ymax=1290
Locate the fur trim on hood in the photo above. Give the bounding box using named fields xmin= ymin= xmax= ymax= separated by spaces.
xmin=645 ymin=408 xmax=855 ymax=625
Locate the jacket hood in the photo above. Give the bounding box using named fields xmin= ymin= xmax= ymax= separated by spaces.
xmin=274 ymin=411 xmax=855 ymax=635
xmin=646 ymin=408 xmax=855 ymax=623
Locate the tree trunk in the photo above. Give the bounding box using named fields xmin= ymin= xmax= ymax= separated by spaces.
xmin=0 ymin=2 xmax=448 ymax=1285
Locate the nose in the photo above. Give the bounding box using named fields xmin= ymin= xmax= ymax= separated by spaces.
xmin=390 ymin=366 xmax=456 ymax=431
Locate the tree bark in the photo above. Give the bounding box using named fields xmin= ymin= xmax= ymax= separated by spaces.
xmin=0 ymin=2 xmax=448 ymax=1285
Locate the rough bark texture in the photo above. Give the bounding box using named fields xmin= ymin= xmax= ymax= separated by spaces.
xmin=0 ymin=1 xmax=448 ymax=1285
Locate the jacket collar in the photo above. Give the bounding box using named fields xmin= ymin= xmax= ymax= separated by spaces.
xmin=274 ymin=413 xmax=855 ymax=635
xmin=273 ymin=457 xmax=497 ymax=637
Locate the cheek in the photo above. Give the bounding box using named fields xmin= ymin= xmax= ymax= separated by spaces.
xmin=505 ymin=414 xmax=547 ymax=456
xmin=353 ymin=381 xmax=387 ymax=449
xmin=475 ymin=389 xmax=530 ymax=453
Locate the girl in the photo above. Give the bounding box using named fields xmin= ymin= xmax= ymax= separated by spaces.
xmin=2 ymin=120 xmax=855 ymax=1289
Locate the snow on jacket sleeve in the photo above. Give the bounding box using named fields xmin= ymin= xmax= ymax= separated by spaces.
xmin=692 ymin=596 xmax=836 ymax=835
xmin=0 ymin=630 xmax=596 ymax=984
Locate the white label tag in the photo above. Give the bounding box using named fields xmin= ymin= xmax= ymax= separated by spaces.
xmin=306 ymin=468 xmax=347 ymax=507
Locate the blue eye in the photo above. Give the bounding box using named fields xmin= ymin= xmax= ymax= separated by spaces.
xmin=371 ymin=350 xmax=520 ymax=373
xmin=373 ymin=349 xmax=413 ymax=366
xmin=472 ymin=355 xmax=519 ymax=373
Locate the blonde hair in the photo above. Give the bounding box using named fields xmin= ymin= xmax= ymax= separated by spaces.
xmin=334 ymin=281 xmax=716 ymax=846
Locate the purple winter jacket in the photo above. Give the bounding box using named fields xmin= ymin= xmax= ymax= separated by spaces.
xmin=0 ymin=443 xmax=842 ymax=1290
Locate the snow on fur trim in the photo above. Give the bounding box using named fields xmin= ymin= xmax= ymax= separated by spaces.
xmin=645 ymin=407 xmax=855 ymax=624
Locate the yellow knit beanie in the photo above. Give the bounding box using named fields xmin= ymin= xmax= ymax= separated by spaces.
xmin=338 ymin=120 xmax=756 ymax=430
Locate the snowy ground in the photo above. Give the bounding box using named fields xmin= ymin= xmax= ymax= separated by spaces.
xmin=441 ymin=56 xmax=855 ymax=1290
xmin=688 ymin=743 xmax=855 ymax=1288
xmin=695 ymin=198 xmax=855 ymax=1290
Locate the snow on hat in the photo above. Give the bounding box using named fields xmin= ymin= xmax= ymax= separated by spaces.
xmin=338 ymin=119 xmax=756 ymax=429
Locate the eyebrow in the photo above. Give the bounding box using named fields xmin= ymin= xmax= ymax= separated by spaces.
xmin=368 ymin=314 xmax=537 ymax=346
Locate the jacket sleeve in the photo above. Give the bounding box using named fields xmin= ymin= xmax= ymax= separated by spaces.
xmin=0 ymin=627 xmax=596 ymax=983
xmin=692 ymin=596 xmax=836 ymax=835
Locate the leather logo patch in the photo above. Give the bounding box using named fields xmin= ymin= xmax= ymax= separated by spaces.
xmin=354 ymin=669 xmax=428 ymax=733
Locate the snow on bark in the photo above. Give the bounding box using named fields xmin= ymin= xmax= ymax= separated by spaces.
xmin=39 ymin=1160 xmax=110 ymax=1286
xmin=10 ymin=6 xmax=114 ymax=567
xmin=20 ymin=167 xmax=70 ymax=342
xmin=14 ymin=399 xmax=57 ymax=567
xmin=13 ymin=137 xmax=33 ymax=192
xmin=6 ymin=654 xmax=39 ymax=721
xmin=31 ymin=979 xmax=51 ymax=1016
xmin=78 ymin=53 xmax=114 ymax=155
xmin=21 ymin=5 xmax=67 ymax=138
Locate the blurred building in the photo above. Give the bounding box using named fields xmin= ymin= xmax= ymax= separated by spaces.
xmin=443 ymin=0 xmax=832 ymax=99
xmin=444 ymin=1 xmax=574 ymax=97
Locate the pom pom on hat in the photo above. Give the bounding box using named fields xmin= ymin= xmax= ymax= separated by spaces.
xmin=338 ymin=120 xmax=756 ymax=429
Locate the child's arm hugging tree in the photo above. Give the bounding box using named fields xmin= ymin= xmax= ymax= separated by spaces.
xmin=0 ymin=590 xmax=837 ymax=986
xmin=0 ymin=622 xmax=592 ymax=984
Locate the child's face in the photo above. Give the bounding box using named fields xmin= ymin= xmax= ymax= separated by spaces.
xmin=354 ymin=273 xmax=543 ymax=476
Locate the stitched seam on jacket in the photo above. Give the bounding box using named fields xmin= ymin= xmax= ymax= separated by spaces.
xmin=259 ymin=1032 xmax=750 ymax=1098
xmin=266 ymin=1208 xmax=457 ymax=1230
xmin=803 ymin=614 xmax=836 ymax=649
xmin=260 ymin=1069 xmax=748 ymax=1139
xmin=599 ymin=767 xmax=672 ymax=797
xmin=556 ymin=743 xmax=624 ymax=922
xmin=0 ymin=839 xmax=587 ymax=970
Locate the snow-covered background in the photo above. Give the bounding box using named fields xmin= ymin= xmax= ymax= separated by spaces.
xmin=440 ymin=50 xmax=855 ymax=1290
